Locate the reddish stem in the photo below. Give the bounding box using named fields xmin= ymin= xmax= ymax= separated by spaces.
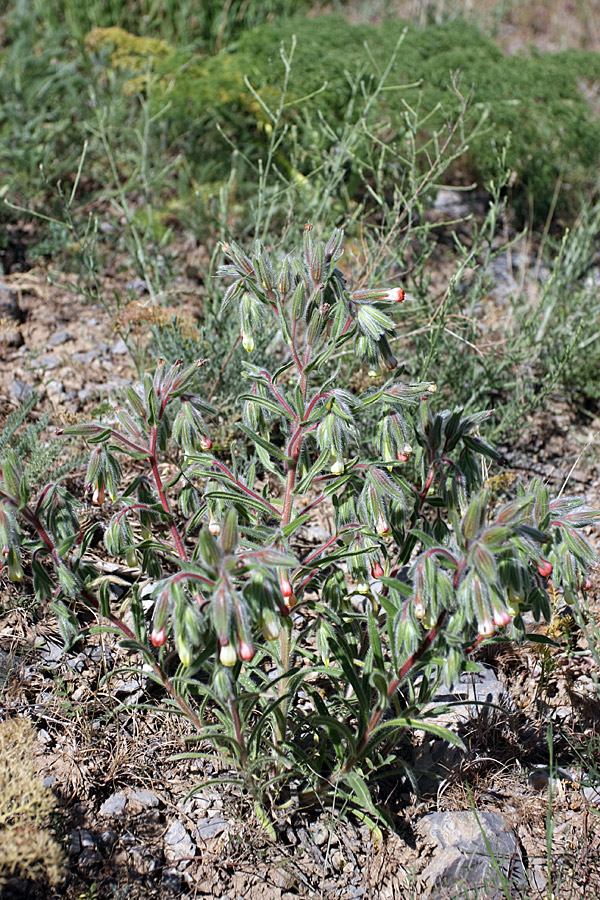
xmin=210 ymin=460 xmax=280 ymax=516
xmin=148 ymin=447 xmax=188 ymax=562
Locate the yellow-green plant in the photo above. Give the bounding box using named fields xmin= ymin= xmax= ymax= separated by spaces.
xmin=0 ymin=718 xmax=64 ymax=888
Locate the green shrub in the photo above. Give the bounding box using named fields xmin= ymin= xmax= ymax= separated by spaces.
xmin=89 ymin=16 xmax=600 ymax=219
xmin=2 ymin=227 xmax=598 ymax=822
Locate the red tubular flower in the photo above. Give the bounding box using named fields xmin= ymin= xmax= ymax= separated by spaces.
xmin=384 ymin=288 xmax=405 ymax=303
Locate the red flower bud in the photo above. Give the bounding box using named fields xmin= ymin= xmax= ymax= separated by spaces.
xmin=280 ymin=575 xmax=293 ymax=599
xmin=238 ymin=640 xmax=255 ymax=662
xmin=493 ymin=607 xmax=512 ymax=628
xmin=199 ymin=436 xmax=213 ymax=451
xmin=151 ymin=627 xmax=167 ymax=647
xmin=371 ymin=561 xmax=384 ymax=579
xmin=582 ymin=575 xmax=592 ymax=592
xmin=537 ymin=559 xmax=553 ymax=579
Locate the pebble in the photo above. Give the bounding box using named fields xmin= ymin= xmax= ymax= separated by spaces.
xmin=196 ymin=816 xmax=229 ymax=841
xmin=72 ymin=349 xmax=101 ymax=364
xmin=48 ymin=330 xmax=73 ymax=346
xmin=433 ymin=188 xmax=472 ymax=219
xmin=0 ymin=283 xmax=25 ymax=347
xmin=583 ymin=786 xmax=600 ymax=806
xmin=69 ymin=830 xmax=81 ymax=855
xmin=126 ymin=277 xmax=148 ymax=294
xmin=38 ymin=354 xmax=61 ymax=370
xmin=10 ymin=379 xmax=34 ymax=402
xmin=164 ymin=820 xmax=196 ymax=862
xmin=111 ymin=337 xmax=128 ymax=355
xmin=162 ymin=869 xmax=183 ymax=894
xmin=79 ymin=829 xmax=97 ymax=849
xmin=99 ymin=792 xmax=127 ymax=817
xmin=45 ymin=379 xmax=66 ymax=404
xmin=331 ymin=850 xmax=345 ymax=870
xmin=129 ymin=789 xmax=160 ymax=808
xmin=312 ymin=823 xmax=329 ymax=846
xmin=100 ymin=830 xmax=118 ymax=848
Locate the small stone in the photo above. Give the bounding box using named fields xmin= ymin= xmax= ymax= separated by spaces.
xmin=0 ymin=283 xmax=25 ymax=347
xmin=129 ymin=789 xmax=160 ymax=809
xmin=433 ymin=188 xmax=471 ymax=219
xmin=164 ymin=819 xmax=196 ymax=861
xmin=111 ymin=337 xmax=128 ymax=355
xmin=312 ymin=823 xmax=329 ymax=846
xmin=530 ymin=867 xmax=548 ymax=892
xmin=45 ymin=380 xmax=66 ymax=404
xmin=583 ymin=786 xmax=600 ymax=806
xmin=331 ymin=850 xmax=345 ymax=870
xmin=78 ymin=848 xmax=102 ymax=867
xmin=196 ymin=816 xmax=229 ymax=841
xmin=99 ymin=792 xmax=127 ymax=817
xmin=38 ymin=354 xmax=61 ymax=370
xmin=69 ymin=830 xmax=81 ymax=856
xmin=10 ymin=379 xmax=34 ymax=403
xmin=126 ymin=277 xmax=148 ymax=294
xmin=100 ymin=830 xmax=118 ymax=848
xmin=72 ymin=349 xmax=100 ymax=364
xmin=418 ymin=811 xmax=526 ymax=897
xmin=79 ymin=829 xmax=97 ymax=849
xmin=162 ymin=869 xmax=183 ymax=894
xmin=48 ymin=330 xmax=73 ymax=346
xmin=42 ymin=775 xmax=57 ymax=788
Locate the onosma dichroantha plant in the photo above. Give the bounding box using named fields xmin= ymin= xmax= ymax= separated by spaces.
xmin=1 ymin=226 xmax=598 ymax=824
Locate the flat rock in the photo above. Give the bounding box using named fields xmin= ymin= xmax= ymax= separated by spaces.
xmin=38 ymin=354 xmax=61 ymax=370
xmin=129 ymin=789 xmax=160 ymax=809
xmin=196 ymin=816 xmax=229 ymax=842
xmin=164 ymin=819 xmax=196 ymax=861
xmin=10 ymin=379 xmax=34 ymax=402
xmin=111 ymin=337 xmax=128 ymax=355
xmin=99 ymin=792 xmax=127 ymax=817
xmin=583 ymin=786 xmax=600 ymax=806
xmin=48 ymin=330 xmax=73 ymax=346
xmin=418 ymin=811 xmax=526 ymax=899
xmin=72 ymin=349 xmax=101 ymax=364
